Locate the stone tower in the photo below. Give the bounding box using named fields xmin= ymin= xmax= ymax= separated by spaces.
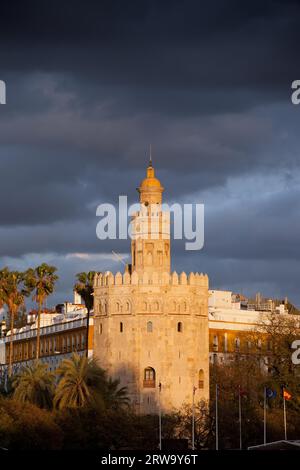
xmin=93 ymin=160 xmax=209 ymax=413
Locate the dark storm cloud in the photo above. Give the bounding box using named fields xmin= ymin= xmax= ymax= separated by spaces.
xmin=0 ymin=0 xmax=299 ymax=303
xmin=1 ymin=1 xmax=299 ymax=100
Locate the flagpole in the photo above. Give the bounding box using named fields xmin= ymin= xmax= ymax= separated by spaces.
xmin=283 ymin=395 xmax=287 ymax=441
xmin=264 ymin=387 xmax=266 ymax=445
xmin=238 ymin=385 xmax=242 ymax=450
xmin=159 ymin=382 xmax=162 ymax=450
xmin=215 ymin=383 xmax=219 ymax=450
xmin=192 ymin=386 xmax=196 ymax=450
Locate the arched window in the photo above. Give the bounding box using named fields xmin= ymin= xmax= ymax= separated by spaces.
xmin=199 ymin=369 xmax=204 ymax=389
xmin=177 ymin=322 xmax=183 ymax=332
xmin=143 ymin=367 xmax=156 ymax=388
xmin=147 ymin=321 xmax=153 ymax=333
xmin=120 ymin=322 xmax=123 ymax=333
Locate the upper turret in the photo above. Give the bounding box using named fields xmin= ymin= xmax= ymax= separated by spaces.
xmin=137 ymin=159 xmax=164 ymax=205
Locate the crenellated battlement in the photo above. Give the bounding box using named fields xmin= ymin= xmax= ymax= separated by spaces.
xmin=93 ymin=270 xmax=209 ymax=288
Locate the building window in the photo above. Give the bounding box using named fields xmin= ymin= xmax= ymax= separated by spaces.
xmin=143 ymin=367 xmax=156 ymax=388
xmin=213 ymin=335 xmax=218 ymax=351
xmin=235 ymin=337 xmax=240 ymax=351
xmin=120 ymin=322 xmax=123 ymax=333
xmin=147 ymin=321 xmax=153 ymax=333
xmin=177 ymin=322 xmax=183 ymax=332
xmin=199 ymin=369 xmax=204 ymax=389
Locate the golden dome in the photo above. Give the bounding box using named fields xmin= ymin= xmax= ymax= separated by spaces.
xmin=137 ymin=159 xmax=164 ymax=203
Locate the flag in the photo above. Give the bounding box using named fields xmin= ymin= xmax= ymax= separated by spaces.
xmin=283 ymin=389 xmax=292 ymax=400
xmin=266 ymin=388 xmax=277 ymax=399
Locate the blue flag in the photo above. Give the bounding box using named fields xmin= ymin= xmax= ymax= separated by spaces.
xmin=266 ymin=388 xmax=277 ymax=399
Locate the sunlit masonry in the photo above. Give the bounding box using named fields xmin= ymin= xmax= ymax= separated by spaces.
xmin=0 ymin=161 xmax=295 ymax=413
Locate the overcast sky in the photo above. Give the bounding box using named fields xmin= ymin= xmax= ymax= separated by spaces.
xmin=0 ymin=0 xmax=300 ymax=307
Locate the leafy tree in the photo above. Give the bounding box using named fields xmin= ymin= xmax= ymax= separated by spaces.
xmin=74 ymin=271 xmax=96 ymax=357
xmin=176 ymin=401 xmax=213 ymax=449
xmin=0 ymin=397 xmax=62 ymax=450
xmin=12 ymin=361 xmax=54 ymax=409
xmin=25 ymin=263 xmax=58 ymax=359
xmin=248 ymin=312 xmax=300 ymax=405
xmin=0 ymin=268 xmax=30 ymax=376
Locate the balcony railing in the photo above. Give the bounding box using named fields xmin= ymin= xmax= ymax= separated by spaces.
xmin=143 ymin=379 xmax=156 ymax=388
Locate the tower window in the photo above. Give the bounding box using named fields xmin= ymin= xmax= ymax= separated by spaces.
xmin=177 ymin=322 xmax=183 ymax=332
xmin=120 ymin=322 xmax=123 ymax=333
xmin=147 ymin=321 xmax=153 ymax=333
xmin=199 ymin=369 xmax=204 ymax=389
xmin=143 ymin=367 xmax=156 ymax=388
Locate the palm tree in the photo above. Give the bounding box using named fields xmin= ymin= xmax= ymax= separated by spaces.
xmin=12 ymin=361 xmax=54 ymax=409
xmin=74 ymin=271 xmax=96 ymax=357
xmin=25 ymin=264 xmax=58 ymax=359
xmin=0 ymin=268 xmax=29 ymax=376
xmin=53 ymin=352 xmax=107 ymax=409
xmin=104 ymin=377 xmax=130 ymax=410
